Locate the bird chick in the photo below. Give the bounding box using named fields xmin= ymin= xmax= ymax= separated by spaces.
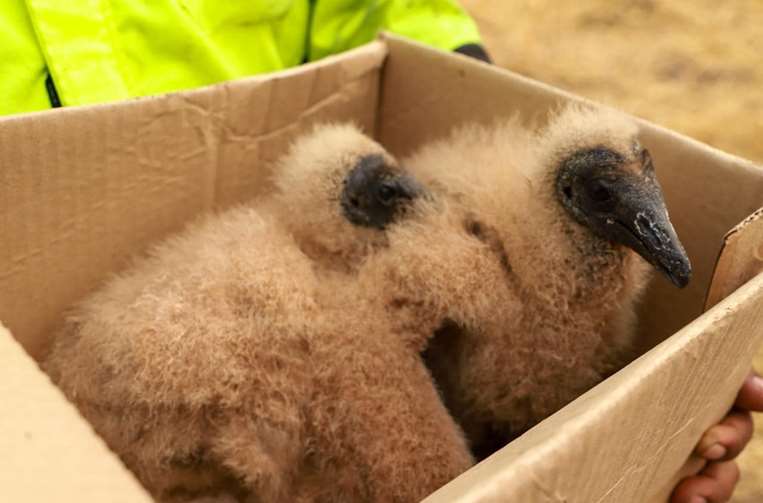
xmin=372 ymin=104 xmax=691 ymax=458
xmin=42 ymin=123 xmax=471 ymax=503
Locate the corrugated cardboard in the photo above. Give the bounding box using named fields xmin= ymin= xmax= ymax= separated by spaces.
xmin=0 ymin=323 xmax=152 ymax=502
xmin=706 ymin=208 xmax=763 ymax=310
xmin=1 ymin=34 xmax=762 ymax=502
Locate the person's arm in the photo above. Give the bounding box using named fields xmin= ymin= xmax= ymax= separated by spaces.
xmin=378 ymin=0 xmax=491 ymax=62
xmin=308 ymin=0 xmax=491 ymax=63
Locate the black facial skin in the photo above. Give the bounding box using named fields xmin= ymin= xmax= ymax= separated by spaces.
xmin=556 ymin=145 xmax=692 ymax=288
xmin=340 ymin=154 xmax=423 ymax=230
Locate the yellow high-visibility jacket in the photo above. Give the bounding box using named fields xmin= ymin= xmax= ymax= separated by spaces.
xmin=0 ymin=0 xmax=483 ymax=116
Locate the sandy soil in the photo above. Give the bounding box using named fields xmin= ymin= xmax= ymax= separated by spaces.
xmin=460 ymin=1 xmax=763 ymax=500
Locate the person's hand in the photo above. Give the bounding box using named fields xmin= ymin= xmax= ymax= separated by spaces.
xmin=671 ymin=370 xmax=763 ymax=503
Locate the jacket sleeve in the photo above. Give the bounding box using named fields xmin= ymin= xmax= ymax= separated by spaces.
xmin=379 ymin=0 xmax=484 ymax=54
xmin=309 ymin=0 xmax=488 ymax=62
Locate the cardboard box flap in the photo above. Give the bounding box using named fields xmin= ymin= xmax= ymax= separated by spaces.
xmin=0 ymin=324 xmax=153 ymax=502
xmin=424 ymin=272 xmax=763 ymax=503
xmin=705 ymin=207 xmax=763 ymax=310
xmin=0 ymin=41 xmax=386 ymax=361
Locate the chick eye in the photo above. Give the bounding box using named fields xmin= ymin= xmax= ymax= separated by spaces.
xmin=562 ymin=184 xmax=573 ymax=200
xmin=376 ymin=181 xmax=398 ymax=206
xmin=586 ymin=179 xmax=613 ymax=203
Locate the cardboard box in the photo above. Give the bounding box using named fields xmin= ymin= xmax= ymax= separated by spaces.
xmin=1 ymin=34 xmax=762 ymax=502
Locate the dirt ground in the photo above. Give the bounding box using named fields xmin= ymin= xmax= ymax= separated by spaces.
xmin=460 ymin=0 xmax=763 ymax=501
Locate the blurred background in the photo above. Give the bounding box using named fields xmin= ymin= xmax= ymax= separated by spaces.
xmin=460 ymin=1 xmax=763 ymax=501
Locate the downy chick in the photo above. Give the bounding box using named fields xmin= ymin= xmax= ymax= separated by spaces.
xmin=367 ymin=104 xmax=691 ymax=458
xmin=42 ymin=123 xmax=472 ymax=503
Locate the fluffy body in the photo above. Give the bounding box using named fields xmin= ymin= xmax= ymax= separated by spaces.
xmin=43 ymin=124 xmax=472 ymax=503
xmin=375 ymin=105 xmax=656 ymax=456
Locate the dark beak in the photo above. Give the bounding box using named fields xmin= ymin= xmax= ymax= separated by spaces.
xmin=395 ymin=173 xmax=425 ymax=201
xmin=606 ymin=176 xmax=692 ymax=288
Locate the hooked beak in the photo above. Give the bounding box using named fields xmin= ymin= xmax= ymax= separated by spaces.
xmin=606 ymin=177 xmax=692 ymax=288
xmin=395 ymin=173 xmax=425 ymax=201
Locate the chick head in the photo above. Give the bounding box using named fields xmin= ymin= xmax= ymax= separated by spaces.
xmin=539 ymin=104 xmax=691 ymax=288
xmin=273 ymin=123 xmax=423 ymax=267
